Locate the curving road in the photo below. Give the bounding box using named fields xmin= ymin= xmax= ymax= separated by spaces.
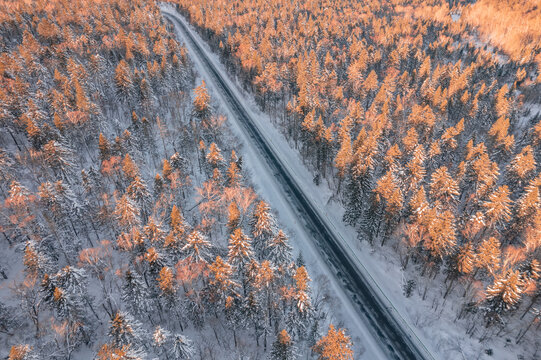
xmin=163 ymin=8 xmax=434 ymax=360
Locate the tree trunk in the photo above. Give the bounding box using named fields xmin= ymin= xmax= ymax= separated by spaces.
xmin=443 ymin=277 xmax=455 ymax=299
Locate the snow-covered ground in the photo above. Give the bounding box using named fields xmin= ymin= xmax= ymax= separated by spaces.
xmin=161 ymin=4 xmax=527 ymax=359
xmin=160 ymin=5 xmax=388 ymax=359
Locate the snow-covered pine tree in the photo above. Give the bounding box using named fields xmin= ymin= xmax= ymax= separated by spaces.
xmin=228 ymin=228 xmax=254 ymax=269
xmin=126 ymin=176 xmax=152 ymax=222
xmin=313 ymin=324 xmax=353 ymax=360
xmin=108 ymin=311 xmax=145 ymax=349
xmin=7 ymin=344 xmax=39 ymax=360
xmin=483 ymin=269 xmax=525 ymax=326
xmin=122 ymin=270 xmax=151 ymax=316
xmin=193 ymin=80 xmax=211 ymax=121
xmin=266 ymin=229 xmax=293 ymax=270
xmin=227 ymin=201 xmax=241 ymax=233
xmin=181 ymin=230 xmax=212 ymax=263
xmin=114 ymin=194 xmax=141 ymax=232
xmin=269 ymin=329 xmax=297 ymax=360
xmin=251 ymin=200 xmax=276 ymax=258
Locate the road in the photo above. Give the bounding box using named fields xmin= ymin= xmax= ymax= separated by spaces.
xmin=162 ymin=7 xmax=433 ymax=360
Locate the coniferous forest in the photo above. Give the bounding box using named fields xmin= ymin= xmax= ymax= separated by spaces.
xmin=1 ymin=0 xmax=541 ymax=359
xmin=167 ymin=0 xmax=541 ymax=357
xmin=0 ymin=0 xmax=351 ymax=358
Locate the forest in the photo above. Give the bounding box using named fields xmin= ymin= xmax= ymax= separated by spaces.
xmin=0 ymin=0 xmax=355 ymax=359
xmin=2 ymin=0 xmax=541 ymax=358
xmin=165 ymin=0 xmax=541 ymax=356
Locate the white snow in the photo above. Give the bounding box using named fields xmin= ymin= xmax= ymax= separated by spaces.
xmin=160 ymin=4 xmax=530 ymax=360
xmin=160 ymin=5 xmax=387 ymax=359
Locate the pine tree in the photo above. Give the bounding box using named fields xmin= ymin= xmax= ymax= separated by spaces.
xmin=476 ymin=237 xmax=501 ymax=275
xmin=508 ymin=145 xmax=536 ymax=181
xmin=193 ymin=80 xmax=211 ymax=120
xmin=8 ymin=345 xmax=38 ymax=360
xmin=409 ymin=186 xmax=429 ymax=221
xmin=49 ymin=267 xmax=90 ymax=321
xmin=157 ymin=266 xmax=176 ymax=299
xmin=465 ymin=141 xmax=500 ymax=197
xmin=269 ymin=329 xmax=297 ymax=360
xmin=108 ymin=311 xmax=144 ymax=349
xmin=74 ymin=79 xmax=90 ymax=114
xmin=154 ymin=173 xmax=164 ymax=195
xmin=456 ymin=243 xmax=476 ymax=275
xmin=228 ymin=228 xmax=254 ymax=268
xmin=418 ymin=55 xmax=431 ymax=79
xmin=117 ymin=227 xmax=144 ymax=253
xmin=441 ymin=118 xmax=464 ymax=150
xmin=494 ymin=84 xmax=510 ymax=118
xmin=139 ymin=76 xmax=155 ymax=110
xmin=364 ymin=69 xmax=378 ymax=93
xmin=334 ymin=128 xmax=352 ymax=181
xmin=41 ymin=266 xmax=92 ymax=352
xmin=206 ymin=142 xmax=224 ymax=169
xmin=374 ymin=170 xmax=403 ymax=224
xmin=95 ymin=343 xmax=146 ymax=360
xmin=121 ymin=154 xmax=139 ymax=181
xmin=245 ymin=259 xmax=261 ymax=290
xmin=386 ymin=144 xmax=402 ymax=169
xmin=170 ymin=205 xmax=187 ymax=236
xmin=181 ymin=230 xmax=212 ymax=263
xmin=266 ymin=230 xmax=293 ymax=268
xmin=98 ymin=133 xmax=111 ymax=161
xmin=313 ymin=324 xmax=353 ymax=360
xmin=43 ymin=140 xmax=75 ymax=181
xmin=126 ymin=176 xmax=151 ymax=221
xmin=145 ymin=247 xmax=165 ymax=274
xmin=534 ymin=119 xmax=541 ymax=145
xmin=424 ymin=208 xmax=457 ymax=260
xmin=402 ymin=127 xmax=419 ymax=153
xmin=207 ymin=256 xmax=239 ymax=304
xmin=170 ymin=333 xmax=195 ymax=359
xmin=517 ymin=176 xmax=541 ymax=220
xmin=227 ymin=201 xmax=241 ymax=232
xmin=244 ymin=288 xmax=265 ymax=348
xmin=224 ymin=292 xmax=245 ymax=348
xmin=301 ymin=109 xmax=316 ymax=137
xmin=227 ymin=161 xmax=242 ymax=187
xmin=484 ymin=269 xmax=525 ymax=326
xmin=483 ymin=185 xmax=512 ymax=227
xmin=144 ymin=218 xmax=166 ymax=244
xmin=342 ymin=172 xmax=365 ymax=228
xmin=38 ymin=181 xmax=77 ymax=248
xmin=121 ymin=270 xmax=151 ymax=316
xmin=152 ymin=326 xmax=170 ymax=354
xmin=488 ymin=116 xmax=514 ymax=152
xmin=115 ymin=60 xmax=133 ymax=100
xmin=293 ymin=266 xmax=311 ymax=314
xmin=114 ymin=194 xmax=141 ymax=231
xmin=430 ymin=166 xmax=459 ymax=205
xmin=252 ymin=200 xmax=276 ymax=257
xmin=408 ymin=104 xmax=435 ymax=134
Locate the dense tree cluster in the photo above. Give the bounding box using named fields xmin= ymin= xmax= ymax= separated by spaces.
xmin=168 ymin=0 xmax=541 ymax=348
xmin=0 ymin=0 xmax=351 ymax=358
